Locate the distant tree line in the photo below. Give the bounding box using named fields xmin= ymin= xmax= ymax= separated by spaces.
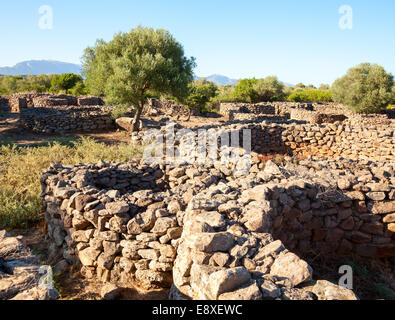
xmin=186 ymin=64 xmax=394 ymax=114
xmin=0 ymin=73 xmax=87 ymax=95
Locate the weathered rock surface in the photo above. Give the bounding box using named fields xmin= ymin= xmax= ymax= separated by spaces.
xmin=0 ymin=230 xmax=59 ymax=300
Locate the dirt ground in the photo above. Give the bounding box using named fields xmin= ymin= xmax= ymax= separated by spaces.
xmin=0 ymin=111 xmax=228 ymax=147
xmin=0 ymin=112 xmax=132 ymax=146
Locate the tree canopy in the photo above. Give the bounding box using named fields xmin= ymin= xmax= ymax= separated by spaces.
xmin=186 ymin=78 xmax=218 ymax=111
xmin=332 ymin=63 xmax=393 ymax=113
xmin=50 ymin=73 xmax=83 ymax=94
xmin=82 ymin=26 xmax=196 ymax=130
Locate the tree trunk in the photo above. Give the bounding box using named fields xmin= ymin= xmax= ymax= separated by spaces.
xmin=186 ymin=108 xmax=192 ymax=121
xmin=131 ymin=102 xmax=143 ymax=132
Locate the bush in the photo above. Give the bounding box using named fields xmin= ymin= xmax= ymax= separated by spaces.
xmin=253 ymin=76 xmax=285 ymax=101
xmin=287 ymin=89 xmax=333 ymax=103
xmin=0 ymin=138 xmax=142 ymax=229
xmin=332 ymin=63 xmax=394 ymax=113
xmin=186 ymin=79 xmax=218 ymax=113
xmin=69 ymin=81 xmax=88 ymax=96
xmin=50 ymin=73 xmax=83 ymax=94
xmin=0 ymin=74 xmax=57 ymax=94
xmin=111 ymin=104 xmax=135 ymax=119
xmin=230 ymin=77 xmax=286 ymax=103
xmin=232 ymin=78 xmax=259 ymax=103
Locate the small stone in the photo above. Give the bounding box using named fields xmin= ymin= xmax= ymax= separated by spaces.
xmin=270 ymin=252 xmax=313 ymax=287
xmin=260 ymin=280 xmax=281 ymax=299
xmin=78 ymin=248 xmax=101 ymax=267
xmin=208 ymin=267 xmax=251 ymax=299
xmin=312 ymin=280 xmax=358 ymax=300
xmin=366 ymin=192 xmax=386 ymax=201
xmin=218 ymin=281 xmax=262 ymax=300
xmin=105 ymin=201 xmax=129 ymax=215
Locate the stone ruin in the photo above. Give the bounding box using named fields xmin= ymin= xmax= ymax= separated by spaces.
xmin=20 ymin=106 xmax=115 ymax=134
xmin=40 ymin=126 xmax=394 ymax=300
xmin=0 ymin=96 xmax=10 ymax=113
xmin=2 ymin=93 xmax=115 ymax=134
xmin=8 ymin=93 xmax=104 ymax=113
xmin=0 ymin=230 xmax=58 ymax=300
xmin=31 ymin=98 xmax=394 ymax=300
xmin=144 ymin=98 xmax=200 ymax=118
xmin=131 ymin=115 xmax=394 ymax=162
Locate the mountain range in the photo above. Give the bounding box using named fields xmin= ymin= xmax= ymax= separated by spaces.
xmin=0 ymin=60 xmax=293 ymax=86
xmin=0 ymin=60 xmax=82 ymax=76
xmin=196 ymin=74 xmax=237 ymax=86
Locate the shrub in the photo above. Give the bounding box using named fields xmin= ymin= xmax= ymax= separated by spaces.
xmin=186 ymin=79 xmax=218 ymax=113
xmin=253 ymin=76 xmax=285 ymax=101
xmin=69 ymin=81 xmax=88 ymax=96
xmin=332 ymin=63 xmax=394 ymax=113
xmin=50 ymin=73 xmax=83 ymax=94
xmin=111 ymin=104 xmax=135 ymax=119
xmin=287 ymin=89 xmax=333 ymax=103
xmin=232 ymin=78 xmax=259 ymax=103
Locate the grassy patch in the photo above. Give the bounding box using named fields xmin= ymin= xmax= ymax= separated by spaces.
xmin=0 ymin=137 xmax=142 ymax=230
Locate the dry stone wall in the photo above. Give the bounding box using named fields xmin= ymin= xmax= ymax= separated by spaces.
xmin=0 ymin=96 xmax=10 ymax=111
xmin=131 ymin=119 xmax=394 ymax=162
xmin=145 ymin=98 xmax=200 ymax=117
xmin=41 ymin=154 xmax=394 ymax=299
xmin=20 ymin=106 xmax=115 ymax=133
xmin=8 ymin=93 xmax=104 ymax=113
xmin=220 ymin=102 xmax=354 ymax=125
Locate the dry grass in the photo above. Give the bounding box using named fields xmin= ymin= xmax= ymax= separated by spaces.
xmin=305 ymin=253 xmax=395 ymax=300
xmin=0 ymin=137 xmax=142 ymax=229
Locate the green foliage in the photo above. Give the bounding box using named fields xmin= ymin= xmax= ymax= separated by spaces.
xmin=287 ymin=89 xmax=333 ymax=102
xmin=111 ymin=104 xmax=135 ymax=119
xmin=293 ymin=83 xmax=306 ymax=91
xmin=319 ymin=84 xmax=330 ymax=91
xmin=186 ymin=78 xmax=218 ymax=112
xmin=69 ymin=81 xmax=88 ymax=96
xmin=0 ymin=138 xmax=142 ymax=230
xmin=82 ymin=25 xmax=196 ymax=127
xmin=232 ymin=78 xmax=259 ymax=102
xmin=253 ymin=76 xmax=285 ymax=101
xmin=227 ymin=76 xmax=286 ymax=103
xmin=50 ymin=73 xmax=83 ymax=94
xmin=332 ymin=63 xmax=394 ymax=113
xmin=0 ymin=74 xmax=56 ymax=94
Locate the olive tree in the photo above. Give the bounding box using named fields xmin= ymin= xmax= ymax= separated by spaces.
xmin=82 ymin=26 xmax=196 ymax=131
xmin=332 ymin=63 xmax=393 ymax=113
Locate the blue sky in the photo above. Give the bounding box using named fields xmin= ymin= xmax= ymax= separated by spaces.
xmin=0 ymin=0 xmax=394 ymax=86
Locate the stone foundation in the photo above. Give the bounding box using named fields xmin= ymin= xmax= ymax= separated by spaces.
xmin=41 ymin=154 xmax=394 ymax=299
xmin=20 ymin=106 xmax=115 ymax=133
